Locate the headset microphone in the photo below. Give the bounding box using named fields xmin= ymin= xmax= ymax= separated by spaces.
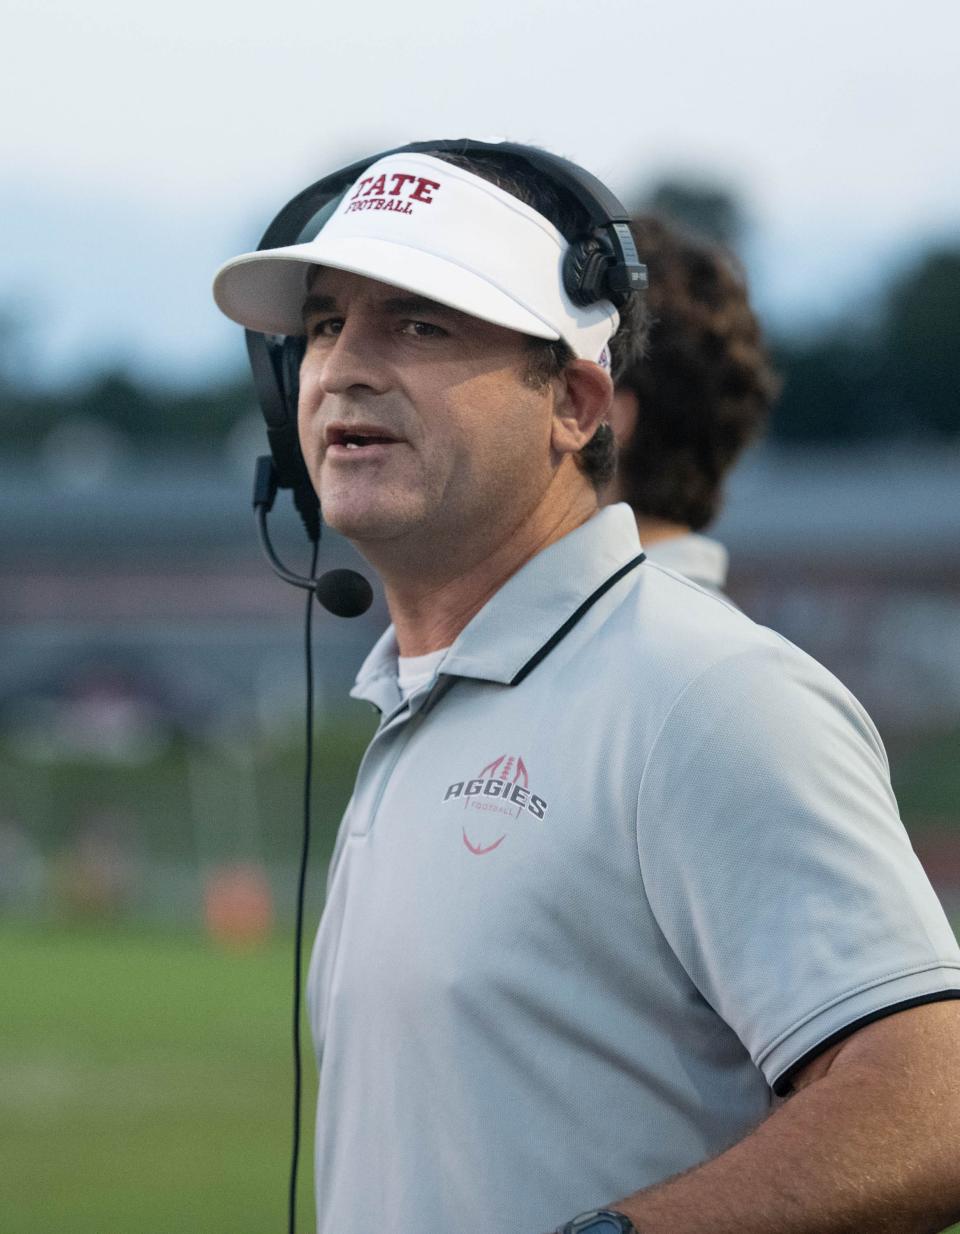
xmin=313 ymin=569 xmax=374 ymax=618
xmin=253 ymin=455 xmax=373 ymax=617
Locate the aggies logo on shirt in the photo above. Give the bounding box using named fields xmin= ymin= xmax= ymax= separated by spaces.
xmin=442 ymin=753 xmax=549 ymax=856
xmin=344 ymin=170 xmax=442 ymax=216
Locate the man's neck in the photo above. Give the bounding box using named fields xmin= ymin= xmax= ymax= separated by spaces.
xmin=375 ymin=489 xmax=600 ymax=657
xmin=637 ymin=516 xmax=693 ymax=546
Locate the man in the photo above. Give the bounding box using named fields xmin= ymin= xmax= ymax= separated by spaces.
xmin=212 ymin=143 xmax=960 ymax=1234
xmin=607 ymin=214 xmax=779 ymax=596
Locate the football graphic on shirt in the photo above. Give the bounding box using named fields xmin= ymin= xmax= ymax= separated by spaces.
xmin=441 ymin=753 xmax=548 ymax=855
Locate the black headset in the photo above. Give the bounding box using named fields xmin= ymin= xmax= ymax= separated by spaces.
xmin=244 ymin=137 xmax=648 ymax=542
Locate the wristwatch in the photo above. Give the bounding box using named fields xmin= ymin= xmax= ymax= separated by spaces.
xmin=556 ymin=1209 xmax=639 ymax=1234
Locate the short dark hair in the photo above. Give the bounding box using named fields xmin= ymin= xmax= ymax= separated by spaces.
xmin=432 ymin=149 xmax=648 ymax=489
xmin=616 ymin=216 xmax=779 ymax=530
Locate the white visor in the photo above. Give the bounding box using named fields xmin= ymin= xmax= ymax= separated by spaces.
xmin=212 ymin=152 xmax=619 ymax=366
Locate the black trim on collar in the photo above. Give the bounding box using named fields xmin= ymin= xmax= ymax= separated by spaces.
xmin=509 ymin=553 xmax=646 ymax=687
xmin=772 ymin=989 xmax=960 ymax=1097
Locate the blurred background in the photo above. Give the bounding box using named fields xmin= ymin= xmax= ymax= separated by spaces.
xmin=1 ymin=0 xmax=959 ymax=1230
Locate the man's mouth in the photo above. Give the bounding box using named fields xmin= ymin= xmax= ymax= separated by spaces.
xmin=322 ymin=424 xmax=405 ymax=464
xmin=325 ymin=424 xmax=401 ymax=451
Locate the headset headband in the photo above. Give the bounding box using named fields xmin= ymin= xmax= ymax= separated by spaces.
xmin=254 ymin=138 xmax=646 ymax=298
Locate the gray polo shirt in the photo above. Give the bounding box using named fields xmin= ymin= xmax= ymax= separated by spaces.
xmin=307 ymin=503 xmax=960 ymax=1234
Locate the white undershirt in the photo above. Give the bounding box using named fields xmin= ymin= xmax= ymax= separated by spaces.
xmin=396 ymin=647 xmax=450 ymax=700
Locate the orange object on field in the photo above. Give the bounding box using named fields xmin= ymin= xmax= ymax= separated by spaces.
xmin=204 ymin=861 xmax=274 ymax=947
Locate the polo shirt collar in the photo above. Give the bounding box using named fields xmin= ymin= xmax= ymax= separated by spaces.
xmin=351 ymin=504 xmax=643 ymax=709
xmin=350 ymin=624 xmax=405 ymax=714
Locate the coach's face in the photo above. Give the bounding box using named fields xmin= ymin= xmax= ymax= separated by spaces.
xmin=297 ymin=267 xmax=604 ymax=575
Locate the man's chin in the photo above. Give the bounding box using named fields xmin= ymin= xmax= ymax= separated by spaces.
xmin=321 ymin=501 xmax=417 ymax=545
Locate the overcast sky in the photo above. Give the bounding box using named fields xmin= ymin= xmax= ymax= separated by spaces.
xmin=2 ymin=0 xmax=958 ymax=386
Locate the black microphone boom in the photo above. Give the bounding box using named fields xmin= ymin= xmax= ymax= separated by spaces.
xmin=253 ymin=456 xmax=373 ymax=618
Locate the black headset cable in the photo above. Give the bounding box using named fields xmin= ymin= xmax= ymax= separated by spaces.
xmin=289 ymin=536 xmax=319 ymax=1234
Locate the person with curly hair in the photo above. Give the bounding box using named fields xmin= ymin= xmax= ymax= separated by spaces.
xmin=606 ymin=215 xmax=780 ymax=594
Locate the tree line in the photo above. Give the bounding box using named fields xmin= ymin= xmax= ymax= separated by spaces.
xmin=644 ymin=179 xmax=960 ymax=445
xmin=773 ymin=247 xmax=960 ymax=443
xmin=1 ymin=183 xmax=959 ymax=455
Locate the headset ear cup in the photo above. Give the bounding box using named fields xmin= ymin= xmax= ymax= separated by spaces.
xmin=281 ymin=336 xmax=306 ymax=420
xmin=563 ymin=235 xmax=612 ymax=307
xmin=563 ymin=239 xmax=593 ymax=306
xmin=257 ymin=334 xmax=313 ymax=497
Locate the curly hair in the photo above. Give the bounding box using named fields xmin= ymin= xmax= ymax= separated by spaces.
xmin=615 ymin=215 xmax=779 ymax=530
xmin=431 ymin=149 xmax=648 ymax=489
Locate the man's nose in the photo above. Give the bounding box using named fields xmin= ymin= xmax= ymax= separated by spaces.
xmin=311 ymin=318 xmax=390 ymax=396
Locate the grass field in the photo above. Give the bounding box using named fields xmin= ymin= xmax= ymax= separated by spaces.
xmin=4 ymin=925 xmax=960 ymax=1234
xmin=1 ymin=925 xmax=315 ymax=1234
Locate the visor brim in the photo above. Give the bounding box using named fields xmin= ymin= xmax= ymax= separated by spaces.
xmin=212 ymin=236 xmax=561 ymax=341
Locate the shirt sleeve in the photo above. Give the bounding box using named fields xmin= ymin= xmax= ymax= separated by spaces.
xmin=635 ymin=641 xmax=960 ymax=1093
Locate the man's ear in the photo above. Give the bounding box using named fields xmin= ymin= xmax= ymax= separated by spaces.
xmin=550 ymin=360 xmax=614 ymax=458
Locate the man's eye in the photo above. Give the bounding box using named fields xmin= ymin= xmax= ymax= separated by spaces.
xmin=309 ymin=318 xmax=343 ymax=338
xmin=401 ymin=320 xmax=447 ymax=338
